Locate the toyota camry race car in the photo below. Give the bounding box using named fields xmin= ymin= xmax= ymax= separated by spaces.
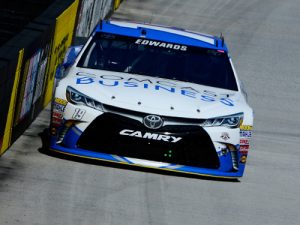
xmin=49 ymin=20 xmax=253 ymax=178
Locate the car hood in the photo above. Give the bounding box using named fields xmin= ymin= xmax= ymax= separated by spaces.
xmin=59 ymin=67 xmax=246 ymax=118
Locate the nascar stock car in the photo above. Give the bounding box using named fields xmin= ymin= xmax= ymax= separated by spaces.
xmin=49 ymin=20 xmax=253 ymax=178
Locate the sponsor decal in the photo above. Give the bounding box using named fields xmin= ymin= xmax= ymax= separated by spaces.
xmin=53 ymin=104 xmax=66 ymax=112
xmin=53 ymin=111 xmax=63 ymax=119
xmin=72 ymin=108 xmax=86 ymax=120
xmin=53 ymin=98 xmax=67 ymax=112
xmin=51 ymin=117 xmax=63 ymax=125
xmin=220 ymin=132 xmax=230 ymax=141
xmin=240 ymin=139 xmax=250 ymax=145
xmin=119 ymin=129 xmax=182 ymax=143
xmin=240 ymin=145 xmax=249 ymax=154
xmin=55 ymin=98 xmax=68 ymax=105
xmin=135 ymin=39 xmax=188 ymax=51
xmin=52 ymin=98 xmax=67 ymax=126
xmin=240 ymin=125 xmax=253 ymax=131
xmin=75 ymin=74 xmax=235 ymax=107
xmin=240 ymin=130 xmax=252 ymax=138
xmin=240 ymin=145 xmax=249 ymax=151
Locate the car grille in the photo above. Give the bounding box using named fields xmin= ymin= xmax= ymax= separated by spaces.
xmin=103 ymin=104 xmax=206 ymax=125
xmin=77 ymin=112 xmax=220 ymax=169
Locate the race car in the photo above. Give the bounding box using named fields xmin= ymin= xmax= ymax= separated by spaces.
xmin=49 ymin=20 xmax=253 ymax=179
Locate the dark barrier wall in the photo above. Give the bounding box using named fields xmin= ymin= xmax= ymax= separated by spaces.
xmin=0 ymin=48 xmax=20 ymax=151
xmin=9 ymin=26 xmax=55 ymax=142
xmin=0 ymin=0 xmax=120 ymax=155
xmin=0 ymin=0 xmax=76 ymax=155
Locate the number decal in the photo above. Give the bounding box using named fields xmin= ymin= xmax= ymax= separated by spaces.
xmin=72 ymin=108 xmax=86 ymax=120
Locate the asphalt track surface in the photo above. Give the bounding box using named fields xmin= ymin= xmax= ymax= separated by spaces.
xmin=1 ymin=1 xmax=300 ymax=225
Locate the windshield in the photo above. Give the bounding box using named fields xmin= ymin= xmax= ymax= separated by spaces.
xmin=77 ymin=32 xmax=238 ymax=91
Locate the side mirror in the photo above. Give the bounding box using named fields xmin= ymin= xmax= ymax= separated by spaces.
xmin=62 ymin=45 xmax=83 ymax=68
xmin=55 ymin=64 xmax=65 ymax=79
xmin=55 ymin=45 xmax=83 ymax=79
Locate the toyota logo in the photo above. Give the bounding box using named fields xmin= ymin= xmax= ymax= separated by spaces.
xmin=143 ymin=115 xmax=163 ymax=129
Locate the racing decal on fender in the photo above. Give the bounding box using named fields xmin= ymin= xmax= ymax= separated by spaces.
xmin=53 ymin=104 xmax=66 ymax=112
xmin=240 ymin=145 xmax=249 ymax=151
xmin=53 ymin=98 xmax=67 ymax=112
xmin=240 ymin=145 xmax=249 ymax=155
xmin=53 ymin=111 xmax=63 ymax=119
xmin=240 ymin=139 xmax=250 ymax=145
xmin=240 ymin=130 xmax=252 ymax=138
xmin=119 ymin=129 xmax=182 ymax=143
xmin=52 ymin=98 xmax=67 ymax=126
xmin=55 ymin=98 xmax=68 ymax=105
xmin=240 ymin=125 xmax=253 ymax=130
xmin=72 ymin=108 xmax=86 ymax=120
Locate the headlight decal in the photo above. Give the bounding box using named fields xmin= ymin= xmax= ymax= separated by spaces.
xmin=66 ymin=86 xmax=104 ymax=111
xmin=201 ymin=113 xmax=243 ymax=128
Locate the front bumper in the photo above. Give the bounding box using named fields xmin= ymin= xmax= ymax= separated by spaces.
xmin=49 ymin=103 xmax=249 ymax=178
xmin=50 ymin=140 xmax=245 ymax=178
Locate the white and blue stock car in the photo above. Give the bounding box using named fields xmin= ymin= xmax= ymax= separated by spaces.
xmin=49 ymin=20 xmax=253 ymax=179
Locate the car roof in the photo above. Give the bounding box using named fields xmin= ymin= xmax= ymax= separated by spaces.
xmin=94 ymin=20 xmax=228 ymax=51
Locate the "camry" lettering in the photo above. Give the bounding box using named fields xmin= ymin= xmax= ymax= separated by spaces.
xmin=119 ymin=129 xmax=182 ymax=143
